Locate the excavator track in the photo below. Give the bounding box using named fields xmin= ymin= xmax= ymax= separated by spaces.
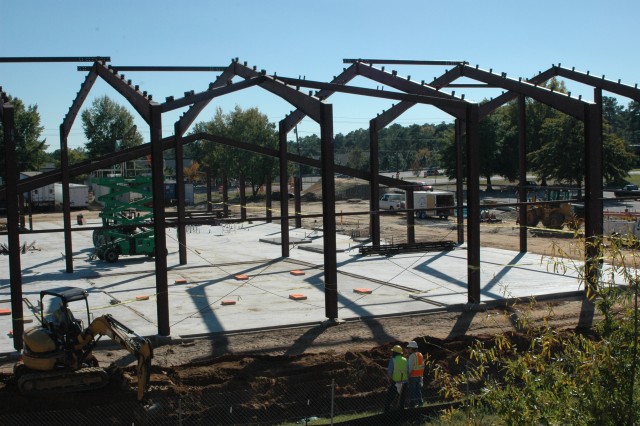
xmin=17 ymin=367 xmax=109 ymax=395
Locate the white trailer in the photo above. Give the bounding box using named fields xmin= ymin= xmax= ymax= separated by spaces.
xmin=54 ymin=183 xmax=89 ymax=209
xmin=20 ymin=172 xmax=55 ymax=210
xmin=413 ymin=190 xmax=455 ymax=219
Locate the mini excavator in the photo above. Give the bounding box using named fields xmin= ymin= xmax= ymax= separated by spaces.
xmin=13 ymin=286 xmax=153 ymax=401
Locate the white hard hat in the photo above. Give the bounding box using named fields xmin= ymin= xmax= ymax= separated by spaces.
xmin=407 ymin=341 xmax=419 ymax=349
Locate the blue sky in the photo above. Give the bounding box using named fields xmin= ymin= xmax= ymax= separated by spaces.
xmin=2 ymin=0 xmax=639 ymax=151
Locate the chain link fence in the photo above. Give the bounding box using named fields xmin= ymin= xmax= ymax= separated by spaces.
xmin=0 ymin=371 xmax=467 ymax=425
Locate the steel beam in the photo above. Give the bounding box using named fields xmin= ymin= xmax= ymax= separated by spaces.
xmin=555 ymin=66 xmax=640 ymax=102
xmin=369 ymin=120 xmax=381 ymax=247
xmin=0 ymin=56 xmax=110 ymax=63
xmin=3 ymin=102 xmax=23 ymax=350
xmin=239 ymin=174 xmax=247 ymax=221
xmin=455 ymin=119 xmax=464 ymax=244
xmin=60 ymin=67 xmax=99 ymax=272
xmin=343 ymin=59 xmax=467 ymax=66
xmin=161 ymin=77 xmax=264 ymax=112
xmin=406 ymin=188 xmax=415 ymax=244
xmin=266 ymin=174 xmax=273 ymax=223
xmin=584 ymin=94 xmax=604 ymax=295
xmin=518 ymin=95 xmax=528 ymax=252
xmin=278 ymin=121 xmax=290 ymax=257
xmin=93 ymin=61 xmax=152 ymax=124
xmin=282 ymin=64 xmax=358 ymax=133
xmin=175 ymin=122 xmax=187 ymax=265
xmin=466 ymin=105 xmax=481 ymax=303
xmin=320 ymin=103 xmax=338 ymax=320
xmin=459 ymin=65 xmax=587 ymax=120
xmin=150 ymin=104 xmax=170 ymax=337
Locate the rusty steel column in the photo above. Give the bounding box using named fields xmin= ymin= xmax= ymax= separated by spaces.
xmin=369 ymin=120 xmax=381 ymax=247
xmin=206 ymin=168 xmax=212 ymax=213
xmin=584 ymin=93 xmax=604 ymax=295
xmin=60 ymin=127 xmax=73 ymax=272
xmin=320 ymin=103 xmax=338 ymax=320
xmin=4 ymin=103 xmax=24 ymax=350
xmin=150 ymin=104 xmax=170 ymax=337
xmin=239 ymin=174 xmax=247 ymax=221
xmin=406 ymin=187 xmax=415 ymax=243
xmin=174 ymin=122 xmax=187 ymax=265
xmin=455 ymin=119 xmax=464 ymax=244
xmin=518 ymin=95 xmax=528 ymax=253
xmin=294 ymin=176 xmax=302 ymax=228
xmin=278 ymin=122 xmax=290 ymax=257
xmin=466 ymin=105 xmax=481 ymax=303
xmin=266 ymin=174 xmax=272 ymax=223
xmin=222 ymin=174 xmax=229 ymax=217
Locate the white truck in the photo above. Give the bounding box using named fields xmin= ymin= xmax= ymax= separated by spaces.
xmin=379 ymin=193 xmax=405 ymax=210
xmin=413 ymin=190 xmax=455 ymax=219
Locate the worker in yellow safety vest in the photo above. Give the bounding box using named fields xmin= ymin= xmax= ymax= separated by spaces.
xmin=406 ymin=340 xmax=425 ymax=408
xmin=384 ymin=345 xmax=407 ymax=412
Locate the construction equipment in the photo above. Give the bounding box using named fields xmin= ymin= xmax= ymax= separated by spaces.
xmin=520 ymin=188 xmax=584 ymax=230
xmin=14 ymin=286 xmax=153 ymax=401
xmin=92 ymin=176 xmax=155 ymax=262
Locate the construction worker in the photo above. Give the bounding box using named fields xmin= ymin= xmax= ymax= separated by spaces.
xmin=384 ymin=345 xmax=407 ymax=412
xmin=406 ymin=340 xmax=425 ymax=408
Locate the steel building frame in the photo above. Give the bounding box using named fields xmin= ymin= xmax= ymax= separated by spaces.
xmin=2 ymin=56 xmax=634 ymax=351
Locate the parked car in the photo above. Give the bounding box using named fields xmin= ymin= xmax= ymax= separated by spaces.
xmin=412 ymin=181 xmax=434 ymax=191
xmin=423 ymin=169 xmax=439 ymax=177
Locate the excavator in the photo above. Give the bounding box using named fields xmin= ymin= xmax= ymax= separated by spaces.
xmin=13 ymin=286 xmax=153 ymax=401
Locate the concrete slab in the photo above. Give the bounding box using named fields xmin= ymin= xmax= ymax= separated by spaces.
xmin=0 ymin=219 xmax=600 ymax=355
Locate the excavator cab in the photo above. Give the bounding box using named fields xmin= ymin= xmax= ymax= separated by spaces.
xmin=40 ymin=287 xmax=90 ymax=342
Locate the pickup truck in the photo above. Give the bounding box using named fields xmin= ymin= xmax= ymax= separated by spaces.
xmin=379 ymin=193 xmax=405 ymax=210
xmin=614 ymin=184 xmax=640 ymax=198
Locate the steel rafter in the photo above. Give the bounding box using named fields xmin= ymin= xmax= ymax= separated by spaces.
xmin=161 ymin=76 xmax=265 ymax=112
xmin=0 ymin=56 xmax=110 ymax=63
xmin=554 ymin=65 xmax=640 ymax=102
xmin=93 ymin=61 xmax=154 ymax=124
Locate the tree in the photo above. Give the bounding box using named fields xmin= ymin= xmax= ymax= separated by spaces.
xmin=191 ymin=106 xmax=278 ymax=197
xmin=0 ymin=95 xmax=48 ymax=176
xmin=47 ymin=147 xmax=88 ymax=183
xmin=435 ymin=240 xmax=640 ymax=425
xmin=81 ymin=96 xmax=143 ymax=158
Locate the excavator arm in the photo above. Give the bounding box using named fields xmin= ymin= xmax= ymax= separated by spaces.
xmin=77 ymin=314 xmax=153 ymax=401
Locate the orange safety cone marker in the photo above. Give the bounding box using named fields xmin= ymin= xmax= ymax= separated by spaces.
xmin=354 ymin=288 xmax=373 ymax=294
xmin=290 ymin=270 xmax=306 ymax=276
xmin=289 ymin=293 xmax=308 ymax=300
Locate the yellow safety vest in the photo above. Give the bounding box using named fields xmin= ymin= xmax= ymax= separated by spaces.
xmin=392 ymin=356 xmax=407 ymax=382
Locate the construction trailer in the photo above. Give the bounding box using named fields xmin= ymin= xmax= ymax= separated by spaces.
xmin=413 ymin=190 xmax=455 ymax=219
xmin=20 ymin=172 xmax=55 ymax=210
xmin=54 ymin=183 xmax=89 ymax=209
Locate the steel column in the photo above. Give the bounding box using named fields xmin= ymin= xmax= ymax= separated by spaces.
xmin=266 ymin=174 xmax=272 ymax=223
xmin=294 ymin=176 xmax=302 ymax=228
xmin=278 ymin=122 xmax=290 ymax=257
xmin=239 ymin=174 xmax=247 ymax=221
xmin=3 ymin=103 xmax=23 ymax=350
xmin=150 ymin=104 xmax=170 ymax=336
xmin=455 ymin=119 xmax=464 ymax=244
xmin=584 ymin=93 xmax=604 ymax=295
xmin=60 ymin=129 xmax=73 ymax=272
xmin=406 ymin=188 xmax=415 ymax=244
xmin=369 ymin=120 xmax=381 ymax=247
xmin=320 ymin=103 xmax=338 ymax=320
xmin=466 ymin=105 xmax=481 ymax=303
xmin=222 ymin=175 xmax=229 ymax=217
xmin=206 ymin=168 xmax=212 ymax=213
xmin=174 ymin=122 xmax=187 ymax=265
xmin=518 ymin=95 xmax=528 ymax=252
